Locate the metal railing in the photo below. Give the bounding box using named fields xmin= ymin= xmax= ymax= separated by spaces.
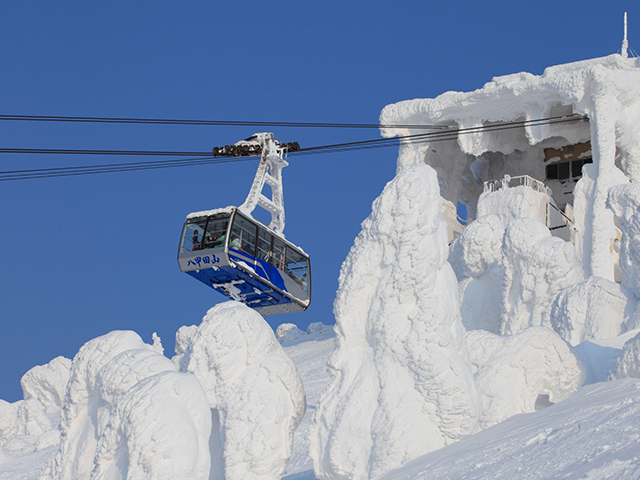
xmin=483 ymin=174 xmax=553 ymax=198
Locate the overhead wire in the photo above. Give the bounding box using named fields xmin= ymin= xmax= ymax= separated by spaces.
xmin=294 ymin=114 xmax=588 ymax=155
xmin=0 ymin=156 xmax=251 ymax=181
xmin=0 ymin=114 xmax=448 ymax=130
xmin=0 ymin=114 xmax=588 ymax=181
xmin=0 ymin=148 xmax=213 ymax=157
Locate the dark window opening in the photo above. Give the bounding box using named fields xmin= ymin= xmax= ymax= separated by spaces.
xmin=546 ymin=157 xmax=592 ymax=182
xmin=558 ymin=162 xmax=570 ymax=180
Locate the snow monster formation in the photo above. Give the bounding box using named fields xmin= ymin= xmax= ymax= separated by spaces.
xmin=310 ymin=164 xmax=480 ymax=480
xmin=40 ymin=331 xmax=211 ymax=480
xmin=607 ymin=181 xmax=640 ymax=330
xmin=311 ymin=163 xmax=586 ymax=480
xmin=466 ymin=327 xmax=585 ymax=430
xmin=0 ymin=356 xmax=70 ymax=451
xmin=609 ymin=332 xmax=640 ymax=380
xmin=451 ymin=212 xmax=582 ymax=336
xmin=550 ymin=181 xmax=640 ymax=346
xmin=173 ymin=302 xmax=306 ymax=480
xmin=449 ymin=214 xmax=505 ymax=333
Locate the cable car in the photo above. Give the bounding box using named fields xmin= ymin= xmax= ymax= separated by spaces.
xmin=178 ymin=133 xmax=310 ymax=315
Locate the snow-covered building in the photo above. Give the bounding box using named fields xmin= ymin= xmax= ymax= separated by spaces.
xmin=380 ymin=53 xmax=640 ymax=283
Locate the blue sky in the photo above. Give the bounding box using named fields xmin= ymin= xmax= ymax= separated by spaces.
xmin=0 ymin=1 xmax=637 ymax=401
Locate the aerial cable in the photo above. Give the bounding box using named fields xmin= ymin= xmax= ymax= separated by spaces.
xmin=0 ymin=148 xmax=213 ymax=157
xmin=0 ymin=115 xmax=586 ymax=159
xmin=0 ymin=155 xmax=229 ymax=175
xmin=0 ymin=156 xmax=251 ymax=181
xmin=0 ymin=114 xmax=588 ymax=181
xmin=0 ymin=114 xmax=448 ymax=130
xmin=296 ymin=114 xmax=587 ymax=154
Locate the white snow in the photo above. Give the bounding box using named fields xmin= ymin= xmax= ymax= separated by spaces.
xmin=0 ymin=315 xmax=639 ymax=480
xmin=466 ymin=327 xmax=585 ymax=430
xmin=377 ymin=378 xmax=640 ymax=480
xmin=449 ymin=214 xmax=504 ymax=333
xmin=477 ymin=184 xmax=548 ymax=226
xmin=20 ymin=357 xmax=70 ymax=412
xmin=609 ymin=331 xmax=640 ymax=380
xmin=309 ymin=164 xmax=479 ymax=480
xmin=39 ymin=330 xmax=211 ymax=480
xmin=173 ymin=302 xmax=306 ymax=480
xmin=450 ymin=214 xmax=582 ymax=335
xmin=551 ymin=276 xmax=634 ymax=346
xmin=381 ymin=54 xmax=640 ymax=281
xmin=500 ymin=217 xmax=582 ymax=334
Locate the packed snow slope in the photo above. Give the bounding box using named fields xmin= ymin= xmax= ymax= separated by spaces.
xmin=378 ymin=378 xmax=640 ymax=480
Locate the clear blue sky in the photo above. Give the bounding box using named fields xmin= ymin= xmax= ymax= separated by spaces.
xmin=0 ymin=1 xmax=636 ymax=402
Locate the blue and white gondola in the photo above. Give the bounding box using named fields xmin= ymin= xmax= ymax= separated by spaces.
xmin=178 ymin=207 xmax=310 ymax=315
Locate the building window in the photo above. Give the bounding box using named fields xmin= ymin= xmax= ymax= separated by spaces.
xmin=544 ymin=141 xmax=592 ymax=182
xmin=546 ymin=157 xmax=592 ymax=181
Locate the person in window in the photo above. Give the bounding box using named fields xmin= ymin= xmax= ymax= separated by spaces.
xmin=203 ymin=233 xmax=213 ymax=249
xmin=229 ymin=236 xmax=241 ymax=250
xmin=192 ymin=230 xmax=200 ymax=251
xmin=213 ymin=233 xmax=226 ymax=248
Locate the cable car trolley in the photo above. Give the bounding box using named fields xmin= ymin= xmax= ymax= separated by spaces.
xmin=178 ymin=133 xmax=310 ymax=315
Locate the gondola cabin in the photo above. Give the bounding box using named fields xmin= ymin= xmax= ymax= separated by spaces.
xmin=178 ymin=207 xmax=310 ymax=315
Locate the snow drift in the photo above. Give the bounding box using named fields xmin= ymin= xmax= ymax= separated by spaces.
xmin=173 ymin=302 xmax=306 ymax=480
xmin=377 ymin=378 xmax=640 ymax=480
xmin=310 ymin=164 xmax=479 ymax=480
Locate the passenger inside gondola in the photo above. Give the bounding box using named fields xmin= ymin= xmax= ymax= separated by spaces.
xmin=212 ymin=233 xmax=225 ymax=248
xmin=179 ymin=207 xmax=311 ymax=314
xmin=192 ymin=230 xmax=200 ymax=251
xmin=230 ymin=236 xmax=241 ymax=250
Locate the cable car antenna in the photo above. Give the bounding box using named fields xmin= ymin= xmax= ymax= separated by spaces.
xmin=622 ymin=12 xmax=629 ymax=58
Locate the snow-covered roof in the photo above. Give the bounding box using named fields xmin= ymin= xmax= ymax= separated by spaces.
xmin=380 ymin=54 xmax=640 ymax=157
xmin=185 ymin=206 xmax=235 ymax=220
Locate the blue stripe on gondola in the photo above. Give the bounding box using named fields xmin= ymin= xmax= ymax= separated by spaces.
xmin=186 ymin=266 xmax=292 ymax=309
xmin=228 ymin=249 xmax=288 ymax=293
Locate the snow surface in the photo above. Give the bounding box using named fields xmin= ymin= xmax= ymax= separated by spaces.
xmin=378 ymin=378 xmax=640 ymax=480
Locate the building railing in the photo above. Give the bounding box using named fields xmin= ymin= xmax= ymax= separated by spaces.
xmin=483 ymin=174 xmax=553 ymax=198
